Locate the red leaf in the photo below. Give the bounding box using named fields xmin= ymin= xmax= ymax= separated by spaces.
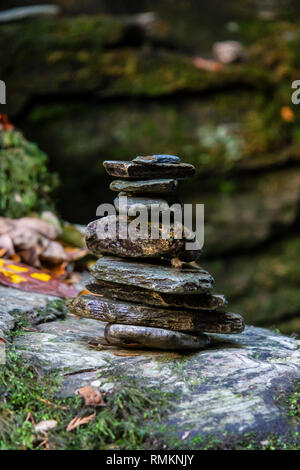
xmin=0 ymin=258 xmax=77 ymax=298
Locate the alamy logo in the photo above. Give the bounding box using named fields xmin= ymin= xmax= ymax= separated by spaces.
xmin=291 ymin=80 xmax=300 ymax=105
xmin=0 ymin=80 xmax=6 ymax=104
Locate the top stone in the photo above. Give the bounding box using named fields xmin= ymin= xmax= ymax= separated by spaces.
xmin=103 ymin=160 xmax=195 ymax=180
xmin=133 ymin=155 xmax=180 ymax=164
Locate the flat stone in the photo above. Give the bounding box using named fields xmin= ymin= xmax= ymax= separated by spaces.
xmin=86 ymin=216 xmax=201 ymax=262
xmin=114 ymin=194 xmax=171 ymax=213
xmin=68 ymin=295 xmax=244 ymax=334
xmin=0 ymin=284 xmax=62 ymax=339
xmin=91 ymin=256 xmax=214 ymax=294
xmin=110 ymin=178 xmax=178 ymax=194
xmin=103 ymin=160 xmax=195 ymax=179
xmin=104 ymin=323 xmax=210 ymax=351
xmin=86 ymin=280 xmax=227 ymax=311
xmin=133 ymin=155 xmax=181 ymax=164
xmin=13 ymin=318 xmax=300 ymax=445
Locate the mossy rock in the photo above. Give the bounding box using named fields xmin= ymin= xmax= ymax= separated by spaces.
xmin=0 ymin=127 xmax=58 ymax=218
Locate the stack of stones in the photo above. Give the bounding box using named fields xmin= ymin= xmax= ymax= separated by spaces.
xmin=68 ymin=155 xmax=245 ymax=351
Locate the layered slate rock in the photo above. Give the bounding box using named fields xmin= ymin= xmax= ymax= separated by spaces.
xmin=114 ymin=194 xmax=171 ymax=213
xmin=70 ymin=153 xmax=245 ymax=351
xmin=68 ymin=295 xmax=244 ymax=334
xmin=110 ymin=178 xmax=178 ymax=194
xmin=103 ymin=160 xmax=195 ymax=179
xmin=91 ymin=256 xmax=214 ymax=294
xmin=133 ymin=154 xmax=180 ymax=164
xmin=86 ymin=280 xmax=227 ymax=310
xmin=86 ymin=217 xmax=201 ymax=262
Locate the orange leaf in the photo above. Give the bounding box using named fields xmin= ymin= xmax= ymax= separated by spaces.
xmin=0 ymin=114 xmax=14 ymax=131
xmin=280 ymin=106 xmax=295 ymax=122
xmin=0 ymin=258 xmax=77 ymax=298
xmin=66 ymin=413 xmax=95 ymax=432
xmin=193 ymin=57 xmax=223 ymax=72
xmin=78 ymin=289 xmax=103 ymax=297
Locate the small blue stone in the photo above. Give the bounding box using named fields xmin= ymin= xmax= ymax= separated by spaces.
xmin=152 ymin=154 xmax=180 ymax=163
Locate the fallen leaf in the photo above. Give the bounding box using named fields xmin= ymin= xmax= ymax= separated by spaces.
xmin=0 ymin=234 xmax=15 ymax=257
xmin=40 ymin=240 xmax=68 ymax=265
xmin=280 ymin=106 xmax=295 ymax=122
xmin=113 ymin=353 xmax=139 ymax=357
xmin=64 ymin=246 xmax=88 ymax=261
xmin=66 ymin=413 xmax=95 ymax=432
xmin=193 ymin=57 xmax=223 ymax=72
xmin=0 ymin=337 xmax=6 ymax=343
xmin=78 ymin=289 xmax=103 ymax=297
xmin=78 ymin=386 xmax=106 ymax=407
xmin=0 ymin=114 xmax=14 ymax=131
xmin=21 ymin=326 xmax=38 ymax=332
xmin=34 ymin=419 xmax=58 ymax=435
xmin=36 ymin=397 xmax=67 ymax=410
xmin=0 ymin=257 xmax=77 ymax=297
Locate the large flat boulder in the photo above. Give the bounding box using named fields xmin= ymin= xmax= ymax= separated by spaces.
xmin=13 ymin=314 xmax=300 ymax=446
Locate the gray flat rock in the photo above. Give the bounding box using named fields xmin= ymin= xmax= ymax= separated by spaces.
xmin=133 ymin=155 xmax=181 ymax=164
xmin=91 ymin=256 xmax=214 ymax=294
xmin=12 ymin=316 xmax=300 ymax=445
xmin=110 ymin=178 xmax=178 ymax=194
xmin=105 ymin=323 xmax=210 ymax=350
xmin=103 ymin=160 xmax=195 ymax=179
xmin=114 ymin=194 xmax=171 ymax=213
xmin=68 ymin=295 xmax=244 ymax=334
xmin=86 ymin=280 xmax=227 ymax=310
xmin=0 ymin=284 xmax=62 ymax=339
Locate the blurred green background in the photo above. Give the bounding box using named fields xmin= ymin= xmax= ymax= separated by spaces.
xmin=1 ymin=0 xmax=300 ymax=333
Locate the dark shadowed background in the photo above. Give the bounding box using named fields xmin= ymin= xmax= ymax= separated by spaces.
xmin=1 ymin=0 xmax=300 ymax=333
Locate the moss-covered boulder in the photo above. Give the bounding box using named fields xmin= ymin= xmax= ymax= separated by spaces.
xmin=0 ymin=125 xmax=58 ymax=218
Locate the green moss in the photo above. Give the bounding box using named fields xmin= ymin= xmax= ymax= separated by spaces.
xmin=0 ymin=350 xmax=173 ymax=450
xmin=0 ymin=128 xmax=58 ymax=218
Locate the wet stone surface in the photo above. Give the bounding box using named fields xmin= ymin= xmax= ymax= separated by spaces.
xmin=103 ymin=160 xmax=195 ymax=179
xmin=86 ymin=217 xmax=201 ymax=262
xmin=114 ymin=194 xmax=171 ymax=213
xmin=68 ymin=294 xmax=244 ymax=334
xmin=91 ymin=256 xmax=214 ymax=294
xmin=109 ymin=178 xmax=178 ymax=194
xmin=133 ymin=155 xmax=181 ymax=164
xmin=86 ymin=280 xmax=227 ymax=310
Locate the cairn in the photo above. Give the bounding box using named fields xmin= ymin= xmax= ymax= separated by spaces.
xmin=68 ymin=155 xmax=245 ymax=351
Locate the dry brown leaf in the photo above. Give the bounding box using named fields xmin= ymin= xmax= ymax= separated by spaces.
xmin=0 ymin=233 xmax=15 ymax=256
xmin=78 ymin=289 xmax=103 ymax=297
xmin=66 ymin=413 xmax=95 ymax=432
xmin=78 ymin=386 xmax=106 ymax=407
xmin=34 ymin=419 xmax=58 ymax=435
xmin=21 ymin=326 xmax=38 ymax=332
xmin=64 ymin=246 xmax=88 ymax=261
xmin=113 ymin=353 xmax=139 ymax=357
xmin=193 ymin=57 xmax=223 ymax=72
xmin=36 ymin=397 xmax=67 ymax=410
